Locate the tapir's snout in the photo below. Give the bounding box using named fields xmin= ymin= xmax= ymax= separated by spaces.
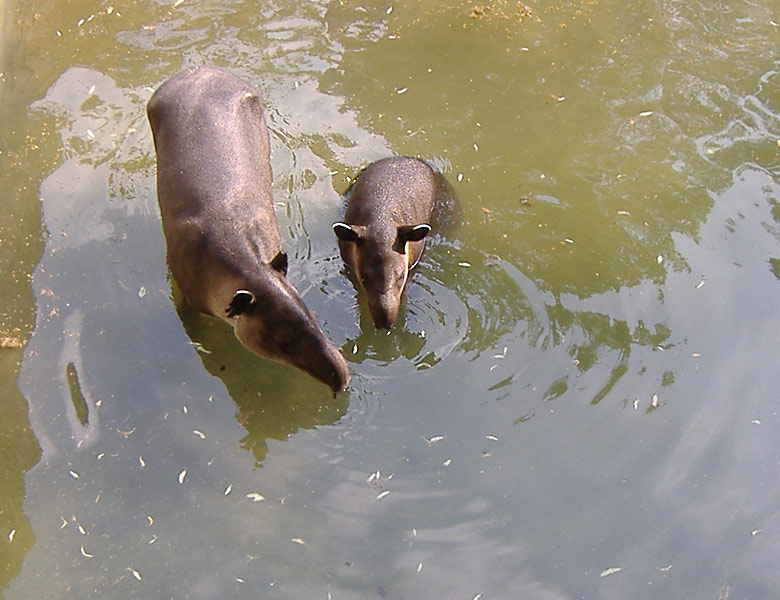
xmin=325 ymin=352 xmax=351 ymax=392
xmin=308 ymin=341 xmax=351 ymax=392
xmin=368 ymin=294 xmax=399 ymax=329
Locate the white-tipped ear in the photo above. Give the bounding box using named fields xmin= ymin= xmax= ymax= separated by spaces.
xmin=270 ymin=251 xmax=288 ymax=275
xmin=398 ymin=223 xmax=431 ymax=243
xmin=226 ymin=290 xmax=256 ymax=318
xmin=333 ymin=222 xmax=361 ymax=243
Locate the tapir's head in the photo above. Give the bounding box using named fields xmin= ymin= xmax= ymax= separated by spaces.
xmin=332 ymin=222 xmax=431 ymax=329
xmin=225 ymin=252 xmax=350 ymax=392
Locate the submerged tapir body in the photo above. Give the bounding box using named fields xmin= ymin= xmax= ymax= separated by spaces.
xmin=333 ymin=157 xmax=453 ymax=329
xmin=147 ymin=66 xmax=349 ymax=391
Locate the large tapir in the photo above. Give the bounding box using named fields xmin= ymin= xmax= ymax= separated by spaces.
xmin=333 ymin=157 xmax=453 ymax=329
xmin=147 ymin=66 xmax=350 ymax=392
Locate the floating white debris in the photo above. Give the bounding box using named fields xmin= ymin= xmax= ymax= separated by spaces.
xmin=246 ymin=492 xmax=265 ymax=502
xmin=173 ymin=0 xmax=184 ymax=6
xmin=473 ymin=143 xmax=479 ymax=151
xmin=396 ymin=87 xmax=408 ymax=94
xmin=128 ymin=568 xmax=142 ymax=581
xmin=600 ymin=567 xmax=622 ymax=577
xmin=139 ymin=456 xmax=146 ymax=468
xmin=472 ymin=594 xmax=483 ymax=600
xmin=178 ymin=469 xmax=187 ymax=484
xmin=236 ymin=577 xmax=245 ymax=583
xmin=656 ymin=255 xmax=663 ymax=264
xmin=224 ymin=484 xmax=233 ymax=496
xmin=633 ymin=398 xmax=639 ymax=410
xmin=639 ymin=111 xmax=654 ymax=117
xmin=78 ymin=524 xmax=86 ymax=535
xmin=442 ymin=458 xmax=452 ymax=467
xmin=457 ymin=172 xmax=463 ymax=182
xmin=56 ymin=30 xmax=62 ymax=37
xmin=367 ymin=470 xmax=380 ymax=484
xmin=80 ymin=545 xmax=94 ymax=558
xmin=148 ymin=534 xmax=157 ymax=544
xmin=8 ymin=529 xmax=15 ymax=542
xmin=617 ymin=210 xmax=630 ymax=216
xmin=651 ymin=394 xmax=659 ymax=408
xmin=88 ymin=84 xmax=96 ymax=95
xmin=137 ymin=286 xmax=146 ymax=298
xmin=751 ymin=528 xmax=762 ymax=536
xmin=424 ymin=435 xmax=445 ymax=445
xmin=564 ymin=238 xmax=574 ymax=244
xmin=692 ymin=352 xmax=701 ymax=358
xmin=376 ymin=490 xmax=390 ymax=500
xmin=147 ymin=515 xmax=154 ymax=526
xmin=752 ymin=419 xmax=761 ymax=425
xmin=291 ymin=537 xmax=305 ymax=545
xmin=386 ymin=5 xmax=393 ymax=14
xmin=458 ymin=261 xmax=471 ymax=267
xmin=69 ymin=470 xmax=80 ymax=479
xmin=352 ymin=342 xmax=358 ymax=354
xmin=658 ymin=564 xmax=672 ymax=572
xmin=182 ymin=405 xmax=188 ymax=414
xmin=486 ymin=434 xmax=499 ymax=441
xmin=696 ymin=277 xmax=706 ymax=289
xmin=417 ymin=562 xmax=423 ymax=573
xmin=193 ymin=430 xmax=206 ymax=439
xmin=86 ymin=129 xmax=95 ymax=139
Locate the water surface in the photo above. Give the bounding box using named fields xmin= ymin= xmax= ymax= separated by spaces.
xmin=1 ymin=0 xmax=779 ymax=598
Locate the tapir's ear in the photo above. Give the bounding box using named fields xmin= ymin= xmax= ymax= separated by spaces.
xmin=333 ymin=222 xmax=361 ymax=243
xmin=398 ymin=224 xmax=431 ymax=243
xmin=226 ymin=290 xmax=256 ymax=318
xmin=270 ymin=251 xmax=288 ymax=275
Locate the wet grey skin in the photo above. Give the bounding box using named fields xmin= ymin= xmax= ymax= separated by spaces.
xmin=147 ymin=66 xmax=350 ymax=392
xmin=333 ymin=156 xmax=452 ymax=329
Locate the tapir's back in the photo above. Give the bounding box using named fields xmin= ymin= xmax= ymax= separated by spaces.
xmin=345 ymin=157 xmax=442 ymax=229
xmin=147 ymin=66 xmax=279 ymax=258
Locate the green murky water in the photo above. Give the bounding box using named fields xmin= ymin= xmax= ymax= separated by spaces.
xmin=1 ymin=0 xmax=779 ymax=597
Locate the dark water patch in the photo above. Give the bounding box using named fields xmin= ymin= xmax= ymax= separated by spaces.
xmin=65 ymin=362 xmax=89 ymax=427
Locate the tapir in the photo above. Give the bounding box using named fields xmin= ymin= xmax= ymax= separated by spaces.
xmin=147 ymin=66 xmax=350 ymax=392
xmin=333 ymin=156 xmax=453 ymax=329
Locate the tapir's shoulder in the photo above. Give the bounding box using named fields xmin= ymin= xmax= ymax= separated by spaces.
xmin=148 ymin=66 xmax=262 ymax=123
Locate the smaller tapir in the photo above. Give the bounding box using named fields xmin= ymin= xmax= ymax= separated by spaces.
xmin=333 ymin=156 xmax=453 ymax=329
xmin=147 ymin=66 xmax=350 ymax=391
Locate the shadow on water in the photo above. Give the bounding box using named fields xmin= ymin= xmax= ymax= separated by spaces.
xmin=175 ymin=291 xmax=349 ymax=465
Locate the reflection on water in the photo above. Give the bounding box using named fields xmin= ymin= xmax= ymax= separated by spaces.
xmin=2 ymin=0 xmax=780 ymax=597
xmin=177 ymin=294 xmax=350 ymax=465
